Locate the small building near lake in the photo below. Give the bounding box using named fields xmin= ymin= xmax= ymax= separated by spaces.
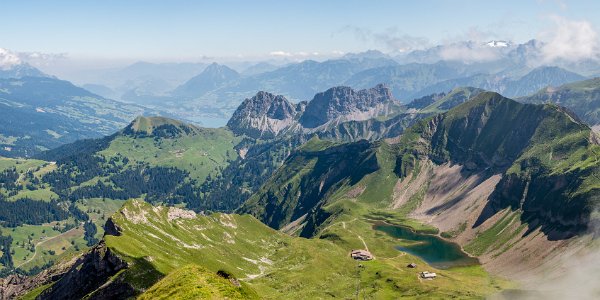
xmin=350 ymin=249 xmax=373 ymax=261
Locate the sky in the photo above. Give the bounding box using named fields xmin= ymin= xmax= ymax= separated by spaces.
xmin=1 ymin=0 xmax=599 ymax=66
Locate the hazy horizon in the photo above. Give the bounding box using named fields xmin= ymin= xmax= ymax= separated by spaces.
xmin=2 ymin=0 xmax=600 ymax=79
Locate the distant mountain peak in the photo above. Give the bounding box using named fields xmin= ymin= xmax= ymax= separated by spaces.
xmin=226 ymin=84 xmax=405 ymax=138
xmin=343 ymin=50 xmax=390 ymax=60
xmin=0 ymin=47 xmax=21 ymax=70
xmin=299 ymin=84 xmax=397 ymax=128
xmin=205 ymin=61 xmax=226 ymax=69
xmin=0 ymin=48 xmax=48 ymax=78
xmin=123 ymin=116 xmax=200 ymax=138
xmin=227 ymin=91 xmax=299 ymax=138
xmin=198 ymin=62 xmax=239 ymax=78
xmin=172 ymin=62 xmax=239 ymax=98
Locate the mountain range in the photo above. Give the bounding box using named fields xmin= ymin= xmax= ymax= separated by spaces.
xmin=70 ymin=61 xmax=209 ymax=104
xmin=520 ymin=77 xmax=600 ymax=128
xmin=0 ymin=63 xmax=47 ymax=79
xmin=0 ymin=62 xmax=600 ymax=298
xmin=71 ymin=40 xmax=598 ymax=127
xmin=3 ymin=87 xmax=598 ymax=299
xmin=0 ymin=76 xmax=156 ymax=157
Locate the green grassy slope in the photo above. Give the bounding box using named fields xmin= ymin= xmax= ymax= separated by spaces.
xmin=36 ymin=116 xmax=240 ymax=211
xmin=419 ymin=87 xmax=485 ymax=114
xmin=138 ymin=265 xmax=259 ymax=300
xmin=411 ymin=92 xmax=600 ymax=236
xmin=38 ymin=200 xmax=509 ymax=299
xmin=519 ymin=77 xmax=600 ymax=126
xmin=100 ymin=119 xmax=239 ymax=183
xmin=242 ymin=92 xmax=599 ymax=269
xmin=0 ymin=116 xmax=241 ymax=275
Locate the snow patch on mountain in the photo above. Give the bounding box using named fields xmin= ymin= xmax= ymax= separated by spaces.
xmin=0 ymin=48 xmax=22 ymax=70
xmin=486 ymin=40 xmax=510 ymax=48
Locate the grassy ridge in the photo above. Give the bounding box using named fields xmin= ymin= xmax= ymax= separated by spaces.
xmin=99 ymin=127 xmax=239 ymax=183
xmin=138 ymin=265 xmax=259 ymax=300
xmin=0 ymin=117 xmax=241 ymax=274
xmin=91 ymin=200 xmax=510 ymax=299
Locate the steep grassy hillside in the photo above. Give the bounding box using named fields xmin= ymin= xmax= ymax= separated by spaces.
xmin=6 ymin=87 xmax=599 ymax=297
xmin=138 ymin=265 xmax=259 ymax=300
xmin=36 ymin=116 xmax=240 ymax=211
xmin=0 ymin=116 xmax=242 ymax=276
xmin=240 ymin=138 xmax=379 ymax=233
xmin=31 ymin=200 xmax=509 ymax=299
xmin=406 ymin=92 xmax=599 ymax=236
xmin=241 ymin=92 xmax=600 ymax=281
xmin=520 ymin=77 xmax=600 ymax=127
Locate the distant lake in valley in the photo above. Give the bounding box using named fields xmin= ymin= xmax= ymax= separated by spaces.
xmin=374 ymin=224 xmax=479 ymax=269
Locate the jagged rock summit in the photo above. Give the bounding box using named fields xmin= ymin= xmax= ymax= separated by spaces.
xmin=226 ymin=91 xmax=300 ymax=138
xmin=227 ymin=84 xmax=401 ymax=138
xmin=300 ymin=84 xmax=397 ymax=128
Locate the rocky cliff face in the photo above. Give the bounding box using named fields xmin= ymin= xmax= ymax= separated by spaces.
xmin=37 ymin=240 xmax=131 ymax=299
xmin=227 ymin=84 xmax=401 ymax=139
xmin=226 ymin=91 xmax=300 ymax=138
xmin=299 ymin=84 xmax=397 ymax=128
xmin=246 ymin=91 xmax=598 ymax=242
xmin=240 ymin=92 xmax=599 ymax=282
xmin=0 ymin=238 xmax=130 ymax=300
xmin=0 ymin=256 xmax=76 ymax=299
xmin=399 ymin=92 xmax=599 ymax=237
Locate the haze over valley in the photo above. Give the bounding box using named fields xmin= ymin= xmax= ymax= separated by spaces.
xmin=0 ymin=1 xmax=599 ymax=299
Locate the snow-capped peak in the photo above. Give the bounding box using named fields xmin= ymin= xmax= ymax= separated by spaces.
xmin=0 ymin=48 xmax=23 ymax=70
xmin=485 ymin=40 xmax=510 ymax=48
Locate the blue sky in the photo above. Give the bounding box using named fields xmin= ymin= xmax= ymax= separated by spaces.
xmin=0 ymin=0 xmax=598 ymax=61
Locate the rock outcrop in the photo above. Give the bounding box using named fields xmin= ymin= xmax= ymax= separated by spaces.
xmin=300 ymin=84 xmax=396 ymax=128
xmin=226 ymin=91 xmax=300 ymax=138
xmin=0 ymin=256 xmax=76 ymax=300
xmin=37 ymin=241 xmax=131 ymax=300
xmin=227 ymin=84 xmax=401 ymax=138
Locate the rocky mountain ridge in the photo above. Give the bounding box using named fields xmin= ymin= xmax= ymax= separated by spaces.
xmin=227 ymin=84 xmax=405 ymax=138
xmin=240 ymin=92 xmax=600 ymax=279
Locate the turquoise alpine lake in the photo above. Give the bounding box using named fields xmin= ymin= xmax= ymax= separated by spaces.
xmin=374 ymin=224 xmax=479 ymax=269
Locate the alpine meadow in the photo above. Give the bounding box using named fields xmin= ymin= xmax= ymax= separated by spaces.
xmin=0 ymin=1 xmax=599 ymax=299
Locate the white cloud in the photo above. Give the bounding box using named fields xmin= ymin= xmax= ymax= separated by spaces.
xmin=340 ymin=26 xmax=429 ymax=52
xmin=19 ymin=51 xmax=68 ymax=67
xmin=0 ymin=47 xmax=67 ymax=70
xmin=439 ymin=42 xmax=504 ymax=63
xmin=269 ymin=51 xmax=293 ymax=57
xmin=268 ymin=51 xmax=332 ymax=60
xmin=539 ymin=15 xmax=600 ymax=62
xmin=0 ymin=48 xmax=22 ymax=70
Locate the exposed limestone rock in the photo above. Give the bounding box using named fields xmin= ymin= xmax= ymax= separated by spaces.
xmin=167 ymin=207 xmax=196 ymax=221
xmin=300 ymin=84 xmax=396 ymax=128
xmin=227 ymin=91 xmax=300 ymax=138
